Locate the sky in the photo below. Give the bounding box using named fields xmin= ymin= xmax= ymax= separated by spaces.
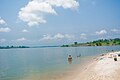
xmin=0 ymin=0 xmax=120 ymax=46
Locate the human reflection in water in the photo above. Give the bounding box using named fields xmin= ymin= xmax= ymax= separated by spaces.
xmin=68 ymin=55 xmax=72 ymax=64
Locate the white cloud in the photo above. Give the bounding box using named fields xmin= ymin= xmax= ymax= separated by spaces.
xmin=0 ymin=17 xmax=6 ymax=25
xmin=40 ymin=33 xmax=75 ymax=40
xmin=16 ymin=37 xmax=27 ymax=42
xmin=80 ymin=33 xmax=87 ymax=39
xmin=40 ymin=34 xmax=53 ymax=40
xmin=111 ymin=29 xmax=120 ymax=33
xmin=111 ymin=29 xmax=118 ymax=32
xmin=64 ymin=34 xmax=75 ymax=39
xmin=53 ymin=33 xmax=65 ymax=39
xmin=0 ymin=39 xmax=6 ymax=43
xmin=18 ymin=0 xmax=79 ymax=26
xmin=22 ymin=29 xmax=29 ymax=32
xmin=45 ymin=0 xmax=79 ymax=9
xmin=0 ymin=27 xmax=11 ymax=32
xmin=95 ymin=30 xmax=107 ymax=35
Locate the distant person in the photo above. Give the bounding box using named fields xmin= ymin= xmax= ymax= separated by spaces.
xmin=113 ymin=54 xmax=118 ymax=61
xmin=68 ymin=55 xmax=72 ymax=64
xmin=68 ymin=55 xmax=72 ymax=59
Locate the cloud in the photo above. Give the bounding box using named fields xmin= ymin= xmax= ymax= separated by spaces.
xmin=22 ymin=29 xmax=29 ymax=32
xmin=18 ymin=0 xmax=79 ymax=26
xmin=45 ymin=0 xmax=79 ymax=9
xmin=0 ymin=27 xmax=11 ymax=32
xmin=0 ymin=39 xmax=6 ymax=43
xmin=80 ymin=33 xmax=87 ymax=39
xmin=64 ymin=34 xmax=75 ymax=39
xmin=40 ymin=34 xmax=53 ymax=40
xmin=16 ymin=37 xmax=27 ymax=42
xmin=53 ymin=33 xmax=65 ymax=39
xmin=0 ymin=17 xmax=6 ymax=25
xmin=111 ymin=29 xmax=120 ymax=33
xmin=40 ymin=33 xmax=75 ymax=40
xmin=95 ymin=30 xmax=107 ymax=35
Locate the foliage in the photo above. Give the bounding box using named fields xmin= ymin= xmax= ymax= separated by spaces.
xmin=0 ymin=46 xmax=29 ymax=49
xmin=61 ymin=38 xmax=120 ymax=47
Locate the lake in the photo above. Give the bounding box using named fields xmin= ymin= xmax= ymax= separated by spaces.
xmin=0 ymin=46 xmax=120 ymax=80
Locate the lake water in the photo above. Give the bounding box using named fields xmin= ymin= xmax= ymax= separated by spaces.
xmin=0 ymin=46 xmax=120 ymax=80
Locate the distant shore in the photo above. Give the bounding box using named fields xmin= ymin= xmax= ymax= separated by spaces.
xmin=0 ymin=46 xmax=60 ymax=49
xmin=62 ymin=38 xmax=120 ymax=47
xmin=0 ymin=46 xmax=30 ymax=49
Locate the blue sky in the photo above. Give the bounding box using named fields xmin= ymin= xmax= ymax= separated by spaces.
xmin=0 ymin=0 xmax=120 ymax=46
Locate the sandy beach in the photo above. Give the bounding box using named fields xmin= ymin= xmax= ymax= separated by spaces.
xmin=72 ymin=51 xmax=120 ymax=80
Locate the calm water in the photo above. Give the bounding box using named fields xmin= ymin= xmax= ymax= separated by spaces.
xmin=0 ymin=46 xmax=120 ymax=80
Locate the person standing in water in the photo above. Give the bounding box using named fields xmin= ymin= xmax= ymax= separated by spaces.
xmin=68 ymin=55 xmax=72 ymax=64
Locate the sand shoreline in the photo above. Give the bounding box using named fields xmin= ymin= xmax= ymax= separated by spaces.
xmin=71 ymin=51 xmax=120 ymax=80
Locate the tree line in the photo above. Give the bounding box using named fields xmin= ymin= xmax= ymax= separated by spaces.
xmin=61 ymin=38 xmax=120 ymax=47
xmin=0 ymin=46 xmax=29 ymax=49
